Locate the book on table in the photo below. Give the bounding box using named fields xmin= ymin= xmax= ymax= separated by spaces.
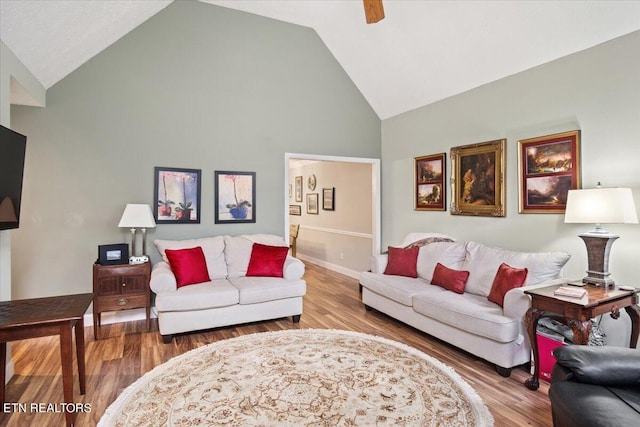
xmin=554 ymin=286 xmax=587 ymax=298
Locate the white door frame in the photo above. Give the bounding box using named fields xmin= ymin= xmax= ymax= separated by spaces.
xmin=284 ymin=152 xmax=381 ymax=257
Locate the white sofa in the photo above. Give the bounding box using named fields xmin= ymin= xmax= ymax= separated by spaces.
xmin=359 ymin=233 xmax=571 ymax=376
xmin=150 ymin=234 xmax=306 ymax=343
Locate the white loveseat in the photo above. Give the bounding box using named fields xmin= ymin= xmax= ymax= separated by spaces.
xmin=359 ymin=233 xmax=571 ymax=376
xmin=150 ymin=234 xmax=306 ymax=343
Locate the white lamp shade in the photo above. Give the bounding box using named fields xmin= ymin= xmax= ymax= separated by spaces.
xmin=118 ymin=204 xmax=156 ymax=228
xmin=564 ymin=187 xmax=639 ymax=224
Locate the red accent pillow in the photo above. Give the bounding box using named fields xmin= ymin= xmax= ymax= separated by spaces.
xmin=431 ymin=263 xmax=470 ymax=294
xmin=246 ymin=243 xmax=289 ymax=277
xmin=488 ymin=263 xmax=528 ymax=307
xmin=383 ymin=246 xmax=419 ymax=278
xmin=165 ymin=246 xmax=211 ymax=288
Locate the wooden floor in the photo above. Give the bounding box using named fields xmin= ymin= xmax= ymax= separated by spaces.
xmin=1 ymin=263 xmax=551 ymax=426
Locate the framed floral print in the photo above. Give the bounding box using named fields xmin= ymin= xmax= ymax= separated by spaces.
xmin=215 ymin=171 xmax=256 ymax=223
xmin=415 ymin=153 xmax=445 ymax=211
xmin=450 ymin=139 xmax=506 ymax=217
xmin=154 ymin=167 xmax=201 ymax=224
xmin=518 ymin=130 xmax=581 ymax=213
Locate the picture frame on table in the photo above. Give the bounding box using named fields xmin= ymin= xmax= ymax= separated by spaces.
xmin=98 ymin=243 xmax=129 ymax=266
xmin=153 ymin=166 xmax=201 ymax=224
xmin=215 ymin=171 xmax=256 ymax=224
xmin=518 ymin=130 xmax=581 ymax=213
xmin=322 ymin=187 xmax=335 ymax=211
xmin=450 ymin=139 xmax=506 ymax=217
xmin=307 ymin=193 xmax=319 ymax=215
xmin=415 ymin=153 xmax=446 ymax=211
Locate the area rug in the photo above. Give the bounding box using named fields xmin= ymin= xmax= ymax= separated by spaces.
xmin=99 ymin=329 xmax=493 ymax=426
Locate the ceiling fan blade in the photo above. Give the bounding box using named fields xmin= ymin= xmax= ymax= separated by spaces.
xmin=363 ymin=0 xmax=385 ymax=24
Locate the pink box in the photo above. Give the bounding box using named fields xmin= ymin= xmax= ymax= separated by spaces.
xmin=535 ymin=333 xmax=566 ymax=382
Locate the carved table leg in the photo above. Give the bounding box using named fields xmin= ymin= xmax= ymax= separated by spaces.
xmin=568 ymin=318 xmax=592 ymax=345
xmin=625 ymin=304 xmax=640 ymax=348
xmin=524 ymin=307 xmax=545 ymax=390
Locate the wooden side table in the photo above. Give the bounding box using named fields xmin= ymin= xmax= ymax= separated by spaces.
xmin=524 ymin=284 xmax=640 ymax=390
xmin=93 ymin=261 xmax=151 ymax=340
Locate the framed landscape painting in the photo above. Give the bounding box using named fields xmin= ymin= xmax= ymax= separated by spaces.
xmin=518 ymin=130 xmax=581 ymax=213
xmin=415 ymin=153 xmax=445 ymax=211
xmin=215 ymin=171 xmax=256 ymax=224
xmin=154 ymin=167 xmax=201 ymax=224
xmin=450 ymin=139 xmax=506 ymax=217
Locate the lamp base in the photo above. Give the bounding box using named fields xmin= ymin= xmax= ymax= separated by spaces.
xmin=579 ymin=232 xmax=618 ymax=288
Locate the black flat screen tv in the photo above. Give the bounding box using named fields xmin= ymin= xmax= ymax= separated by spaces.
xmin=0 ymin=124 xmax=27 ymax=230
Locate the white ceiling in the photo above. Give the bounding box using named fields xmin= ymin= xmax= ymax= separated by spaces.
xmin=2 ymin=0 xmax=639 ymax=119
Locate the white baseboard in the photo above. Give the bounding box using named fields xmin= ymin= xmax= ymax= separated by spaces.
xmin=296 ymin=254 xmax=361 ymax=280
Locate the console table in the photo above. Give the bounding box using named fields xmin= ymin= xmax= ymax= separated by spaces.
xmin=524 ymin=284 xmax=640 ymax=390
xmin=0 ymin=293 xmax=93 ymax=426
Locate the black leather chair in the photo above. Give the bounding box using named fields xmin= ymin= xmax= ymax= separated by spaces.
xmin=548 ymin=345 xmax=640 ymax=427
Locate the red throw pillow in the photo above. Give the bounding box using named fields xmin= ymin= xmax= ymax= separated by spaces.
xmin=431 ymin=263 xmax=470 ymax=294
xmin=488 ymin=263 xmax=528 ymax=307
xmin=246 ymin=243 xmax=289 ymax=277
xmin=165 ymin=246 xmax=211 ymax=288
xmin=383 ymin=246 xmax=419 ymax=278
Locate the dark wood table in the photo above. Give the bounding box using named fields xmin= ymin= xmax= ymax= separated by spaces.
xmin=0 ymin=293 xmax=93 ymax=426
xmin=524 ymin=284 xmax=640 ymax=390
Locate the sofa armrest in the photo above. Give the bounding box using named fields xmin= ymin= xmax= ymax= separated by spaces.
xmin=283 ymin=256 xmax=305 ymax=280
xmin=552 ymin=345 xmax=640 ymax=386
xmin=150 ymin=261 xmax=177 ymax=293
xmin=502 ymin=277 xmax=566 ymax=320
xmin=370 ymin=254 xmax=388 ymax=274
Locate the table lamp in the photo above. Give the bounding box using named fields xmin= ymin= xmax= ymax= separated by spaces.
xmin=564 ymin=183 xmax=638 ymax=287
xmin=118 ymin=204 xmax=156 ymax=257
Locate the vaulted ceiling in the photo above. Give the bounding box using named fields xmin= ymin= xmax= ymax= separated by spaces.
xmin=2 ymin=0 xmax=639 ymax=119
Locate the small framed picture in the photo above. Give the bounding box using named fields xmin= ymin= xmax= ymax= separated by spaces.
xmin=518 ymin=130 xmax=581 ymax=213
xmin=307 ymin=193 xmax=319 ymax=214
xmin=295 ymin=176 xmax=303 ymax=202
xmin=98 ymin=243 xmax=129 ymax=266
xmin=415 ymin=153 xmax=445 ymax=211
xmin=215 ymin=171 xmax=256 ymax=224
xmin=289 ymin=205 xmax=302 ymax=216
xmin=322 ymin=187 xmax=335 ymax=210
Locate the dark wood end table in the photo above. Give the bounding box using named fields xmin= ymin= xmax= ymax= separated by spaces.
xmin=524 ymin=284 xmax=640 ymax=390
xmin=0 ymin=293 xmax=93 ymax=426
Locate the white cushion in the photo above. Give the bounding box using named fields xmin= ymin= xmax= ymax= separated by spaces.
xmin=416 ymin=241 xmax=467 ymax=282
xmin=154 ymin=280 xmax=239 ymax=311
xmin=229 ymin=276 xmax=307 ymax=305
xmin=462 ymin=241 xmax=571 ymax=297
xmin=154 ymin=236 xmax=228 ymax=279
xmin=359 ymin=271 xmax=428 ymax=306
xmin=400 ymin=232 xmax=455 ymax=247
xmin=224 ymin=234 xmax=289 ymax=278
xmin=150 ymin=261 xmax=177 ymax=293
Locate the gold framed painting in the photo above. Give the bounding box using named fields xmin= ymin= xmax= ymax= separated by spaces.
xmin=450 ymin=139 xmax=506 ymax=217
xmin=518 ymin=130 xmax=581 ymax=213
xmin=415 ymin=153 xmax=445 ymax=211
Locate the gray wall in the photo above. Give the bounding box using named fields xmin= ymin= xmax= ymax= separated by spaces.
xmin=381 ymin=31 xmax=640 ymax=346
xmin=10 ymin=1 xmax=380 ymax=299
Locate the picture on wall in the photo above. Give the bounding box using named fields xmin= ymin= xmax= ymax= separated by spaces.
xmin=415 ymin=153 xmax=445 ymax=211
xmin=289 ymin=205 xmax=301 ymax=216
xmin=518 ymin=130 xmax=581 ymax=213
xmin=307 ymin=193 xmax=319 ymax=214
xmin=450 ymin=139 xmax=506 ymax=217
xmin=295 ymin=176 xmax=303 ymax=202
xmin=154 ymin=167 xmax=201 ymax=224
xmin=215 ymin=171 xmax=256 ymax=224
xmin=322 ymin=187 xmax=335 ymax=211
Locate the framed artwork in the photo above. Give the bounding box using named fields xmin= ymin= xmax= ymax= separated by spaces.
xmin=295 ymin=176 xmax=303 ymax=202
xmin=289 ymin=205 xmax=302 ymax=216
xmin=98 ymin=243 xmax=129 ymax=266
xmin=322 ymin=187 xmax=335 ymax=211
xmin=415 ymin=153 xmax=446 ymax=211
xmin=215 ymin=171 xmax=256 ymax=224
xmin=518 ymin=130 xmax=581 ymax=213
xmin=307 ymin=193 xmax=319 ymax=214
xmin=154 ymin=167 xmax=201 ymax=224
xmin=450 ymin=139 xmax=506 ymax=217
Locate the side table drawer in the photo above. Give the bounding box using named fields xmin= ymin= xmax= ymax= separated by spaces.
xmin=96 ymin=294 xmax=148 ymax=312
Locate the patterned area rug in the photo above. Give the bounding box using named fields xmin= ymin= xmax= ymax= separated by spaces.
xmin=99 ymin=329 xmax=493 ymax=426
